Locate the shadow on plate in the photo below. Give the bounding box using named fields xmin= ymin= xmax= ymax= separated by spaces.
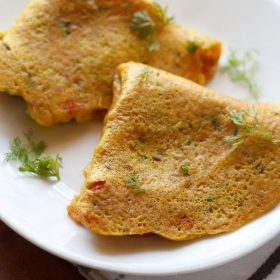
xmin=90 ymin=232 xmax=228 ymax=256
xmin=89 ymin=227 xmax=235 ymax=256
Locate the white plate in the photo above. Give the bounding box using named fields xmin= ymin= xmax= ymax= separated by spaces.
xmin=0 ymin=0 xmax=280 ymax=276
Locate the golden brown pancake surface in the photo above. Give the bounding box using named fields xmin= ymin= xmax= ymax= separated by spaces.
xmin=68 ymin=62 xmax=280 ymax=241
xmin=0 ymin=0 xmax=221 ymax=126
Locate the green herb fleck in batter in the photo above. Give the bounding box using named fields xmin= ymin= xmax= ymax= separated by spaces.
xmin=124 ymin=173 xmax=145 ymax=194
xmin=187 ymin=41 xmax=200 ymax=54
xmin=181 ymin=164 xmax=189 ymax=176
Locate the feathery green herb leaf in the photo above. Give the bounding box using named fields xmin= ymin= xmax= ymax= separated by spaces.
xmin=130 ymin=11 xmax=158 ymax=51
xmin=221 ymin=49 xmax=260 ymax=100
xmin=137 ymin=68 xmax=152 ymax=83
xmin=5 ymin=137 xmax=29 ymax=163
xmin=153 ymin=2 xmax=174 ymax=25
xmin=19 ymin=155 xmax=62 ymax=180
xmin=223 ymin=111 xmax=275 ymax=144
xmin=124 ymin=173 xmax=145 ymax=194
xmin=24 ymin=130 xmax=47 ymax=156
xmin=5 ymin=131 xmax=62 ymax=180
xmin=229 ymin=111 xmax=249 ymax=127
xmin=130 ymin=2 xmax=173 ymax=51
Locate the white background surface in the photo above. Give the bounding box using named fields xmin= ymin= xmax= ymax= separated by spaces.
xmin=0 ymin=0 xmax=280 ymax=276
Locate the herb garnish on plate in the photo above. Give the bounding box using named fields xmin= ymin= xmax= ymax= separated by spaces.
xmin=221 ymin=49 xmax=260 ymax=100
xmin=5 ymin=131 xmax=62 ymax=180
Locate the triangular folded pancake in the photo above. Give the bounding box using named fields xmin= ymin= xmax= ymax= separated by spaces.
xmin=0 ymin=0 xmax=221 ymax=126
xmin=68 ymin=62 xmax=280 ymax=241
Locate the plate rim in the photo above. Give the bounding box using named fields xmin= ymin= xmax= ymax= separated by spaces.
xmin=1 ymin=0 xmax=280 ymax=276
xmin=1 ymin=208 xmax=280 ymax=276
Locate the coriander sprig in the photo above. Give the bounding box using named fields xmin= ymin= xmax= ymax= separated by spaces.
xmin=124 ymin=173 xmax=145 ymax=194
xmin=24 ymin=130 xmax=47 ymax=156
xmin=137 ymin=68 xmax=152 ymax=83
xmin=130 ymin=11 xmax=158 ymax=51
xmin=19 ymin=155 xmax=62 ymax=180
xmin=223 ymin=111 xmax=274 ymax=144
xmin=130 ymin=2 xmax=173 ymax=51
xmin=221 ymin=49 xmax=260 ymax=100
xmin=5 ymin=137 xmax=29 ymax=163
xmin=153 ymin=2 xmax=174 ymax=25
xmin=5 ymin=131 xmax=62 ymax=180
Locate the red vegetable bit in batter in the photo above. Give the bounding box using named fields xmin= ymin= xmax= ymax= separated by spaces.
xmin=89 ymin=181 xmax=106 ymax=191
xmin=63 ymin=100 xmax=78 ymax=115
